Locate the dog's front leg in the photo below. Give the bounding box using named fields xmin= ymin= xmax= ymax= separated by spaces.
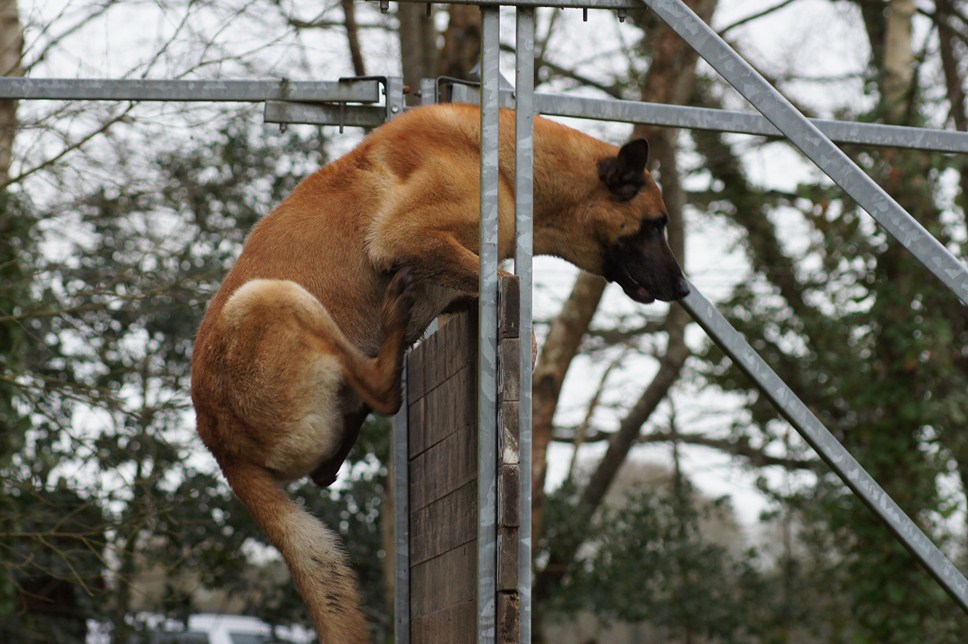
xmin=371 ymin=190 xmax=512 ymax=295
xmin=395 ymin=232 xmax=486 ymax=296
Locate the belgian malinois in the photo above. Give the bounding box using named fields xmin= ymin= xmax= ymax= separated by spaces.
xmin=191 ymin=103 xmax=689 ymax=642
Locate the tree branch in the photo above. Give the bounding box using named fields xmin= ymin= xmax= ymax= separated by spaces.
xmin=718 ymin=0 xmax=800 ymax=37
xmin=553 ymin=426 xmax=817 ymax=471
xmin=341 ymin=0 xmax=367 ymax=77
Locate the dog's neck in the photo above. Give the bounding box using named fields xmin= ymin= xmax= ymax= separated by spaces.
xmin=527 ymin=119 xmax=615 ymax=272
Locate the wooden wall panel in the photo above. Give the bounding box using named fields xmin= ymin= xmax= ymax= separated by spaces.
xmin=407 ymin=277 xmax=521 ymax=642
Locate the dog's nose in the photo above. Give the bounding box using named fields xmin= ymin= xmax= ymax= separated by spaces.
xmin=672 ymin=275 xmax=690 ymax=300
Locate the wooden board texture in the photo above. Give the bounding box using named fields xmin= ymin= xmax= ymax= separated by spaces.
xmin=407 ymin=276 xmax=521 ymax=643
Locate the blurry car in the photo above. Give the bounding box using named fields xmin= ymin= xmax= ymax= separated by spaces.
xmin=87 ymin=613 xmax=314 ymax=644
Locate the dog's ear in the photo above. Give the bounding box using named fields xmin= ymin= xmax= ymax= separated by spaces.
xmin=599 ymin=139 xmax=649 ymax=200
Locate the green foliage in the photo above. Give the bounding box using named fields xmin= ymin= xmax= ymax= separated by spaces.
xmin=0 ymin=188 xmax=35 ymax=465
xmin=0 ymin=113 xmax=391 ymax=638
xmin=541 ymin=479 xmax=783 ymax=642
xmin=0 ymin=480 xmax=106 ymax=643
xmin=691 ymin=88 xmax=968 ymax=639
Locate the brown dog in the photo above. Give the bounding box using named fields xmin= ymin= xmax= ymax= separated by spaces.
xmin=190 ymin=103 xmax=688 ymax=642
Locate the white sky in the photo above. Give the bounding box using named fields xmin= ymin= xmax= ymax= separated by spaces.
xmin=16 ymin=0 xmax=960 ymax=536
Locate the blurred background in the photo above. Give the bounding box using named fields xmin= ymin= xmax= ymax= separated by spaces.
xmin=1 ymin=1 xmax=967 ymax=641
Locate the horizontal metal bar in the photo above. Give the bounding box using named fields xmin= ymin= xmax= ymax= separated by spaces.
xmin=0 ymin=78 xmax=381 ymax=103
xmin=449 ymin=84 xmax=968 ymax=154
xmin=450 ymin=84 xmax=514 ymax=109
xmin=537 ymin=94 xmax=968 ymax=154
xmin=681 ymin=282 xmax=968 ymax=614
xmin=392 ymin=0 xmax=638 ymax=8
xmin=263 ymin=102 xmax=387 ymax=127
xmin=644 ymin=0 xmax=968 ymax=306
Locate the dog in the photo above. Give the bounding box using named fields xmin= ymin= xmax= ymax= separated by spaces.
xmin=190 ymin=103 xmax=689 ymax=643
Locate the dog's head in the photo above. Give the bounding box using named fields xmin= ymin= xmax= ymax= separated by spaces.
xmin=589 ymin=139 xmax=689 ymax=304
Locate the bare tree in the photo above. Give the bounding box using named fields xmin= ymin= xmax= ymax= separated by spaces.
xmin=531 ymin=0 xmax=717 ymax=594
xmin=0 ymin=0 xmax=21 ymax=184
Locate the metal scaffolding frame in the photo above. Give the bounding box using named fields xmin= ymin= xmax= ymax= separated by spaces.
xmin=5 ymin=0 xmax=968 ymax=641
xmin=0 ymin=76 xmax=402 ymax=130
xmin=392 ymin=0 xmax=968 ymax=642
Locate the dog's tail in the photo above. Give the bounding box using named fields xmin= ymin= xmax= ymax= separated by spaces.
xmin=220 ymin=456 xmax=368 ymax=643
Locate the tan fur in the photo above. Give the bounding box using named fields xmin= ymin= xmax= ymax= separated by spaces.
xmin=191 ymin=104 xmax=686 ymax=642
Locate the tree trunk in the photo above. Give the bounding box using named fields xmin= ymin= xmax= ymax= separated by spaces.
xmin=340 ymin=0 xmax=367 ymax=77
xmin=881 ymin=0 xmax=915 ymax=122
xmin=849 ymin=1 xmax=959 ymax=638
xmin=437 ymin=5 xmax=481 ymax=80
xmin=935 ymin=0 xmax=968 ymax=545
xmin=531 ymin=0 xmax=717 ymax=635
xmin=531 ymin=273 xmax=607 ymax=542
xmin=0 ymin=0 xmax=22 ymax=184
xmin=398 ymin=3 xmax=437 ymax=103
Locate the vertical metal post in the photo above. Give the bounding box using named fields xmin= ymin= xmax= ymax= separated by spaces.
xmin=419 ymin=77 xmax=437 ymax=106
xmin=391 ymin=78 xmax=411 ymax=644
xmin=478 ymin=6 xmax=501 ymax=643
xmin=514 ymin=8 xmax=535 ymax=644
xmin=642 ymin=0 xmax=968 ymax=306
xmin=392 ymin=359 xmax=410 ymax=644
xmin=419 ymin=75 xmax=440 ymax=338
xmin=384 ymin=75 xmax=405 ymax=121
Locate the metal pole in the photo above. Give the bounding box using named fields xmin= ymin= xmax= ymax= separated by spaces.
xmin=0 ymin=77 xmax=381 ymax=102
xmin=642 ymin=0 xmax=968 ymax=306
xmin=530 ymin=93 xmax=968 ymax=154
xmin=394 ymin=0 xmax=637 ymax=7
xmin=392 ymin=358 xmax=410 ymax=644
xmin=514 ymin=8 xmax=535 ymax=644
xmin=680 ymin=283 xmax=968 ymax=613
xmin=391 ymin=78 xmax=413 ymax=644
xmin=478 ymin=6 xmax=501 ymax=643
xmin=447 ymin=85 xmax=968 ymax=155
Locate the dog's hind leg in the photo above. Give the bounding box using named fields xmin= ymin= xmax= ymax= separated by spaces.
xmin=308 ymin=269 xmax=414 ymax=487
xmin=310 ymin=403 xmax=370 ymax=487
xmin=331 ymin=267 xmax=415 ymax=416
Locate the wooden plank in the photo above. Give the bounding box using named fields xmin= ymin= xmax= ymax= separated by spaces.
xmin=410 ymin=480 xmax=477 ymax=565
xmin=409 ymin=363 xmax=475 ymax=458
xmin=497 ymin=338 xmax=520 ymax=405
xmin=407 ymin=279 xmax=524 ymax=641
xmin=497 ymin=591 xmax=520 ymax=643
xmin=497 ymin=464 xmax=519 ymax=528
xmin=407 ymin=344 xmax=426 ymax=401
xmin=424 ymin=312 xmax=475 ymax=394
xmin=498 ymin=400 xmax=520 ymax=467
xmin=410 ymin=541 xmax=477 ymax=618
xmin=407 ymin=395 xmax=427 ymax=459
xmin=409 ymin=424 xmax=477 ymax=512
xmin=499 ymin=275 xmax=520 ymax=340
xmin=496 ymin=524 xmax=519 ymax=592
xmin=410 ymin=600 xmax=476 ymax=644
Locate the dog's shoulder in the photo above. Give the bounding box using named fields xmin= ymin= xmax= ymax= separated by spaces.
xmin=374 ymin=103 xmax=478 ymax=145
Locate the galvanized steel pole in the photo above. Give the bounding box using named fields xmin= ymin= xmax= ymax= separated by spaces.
xmin=478 ymin=6 xmax=501 ymax=642
xmin=0 ymin=77 xmax=381 ymax=102
xmin=514 ymin=8 xmax=536 ymax=643
xmin=446 ymin=85 xmax=968 ymax=154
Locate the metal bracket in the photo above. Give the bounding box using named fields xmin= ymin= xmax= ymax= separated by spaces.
xmin=262 ymin=76 xmax=405 ymax=128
